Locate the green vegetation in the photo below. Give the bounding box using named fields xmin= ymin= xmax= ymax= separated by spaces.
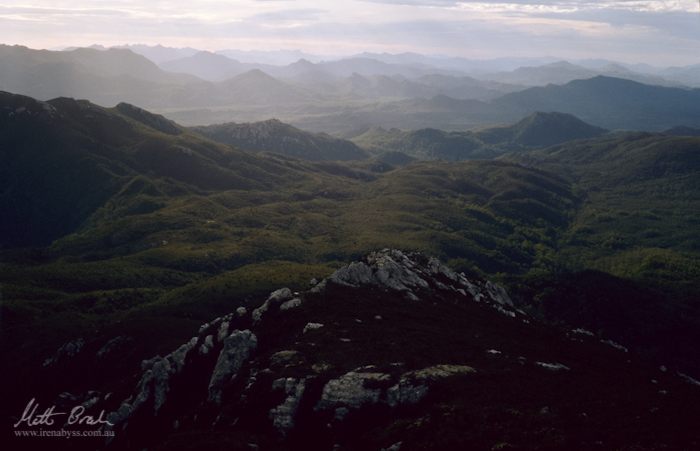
xmin=2 ymin=91 xmax=700 ymax=388
xmin=351 ymin=112 xmax=607 ymax=161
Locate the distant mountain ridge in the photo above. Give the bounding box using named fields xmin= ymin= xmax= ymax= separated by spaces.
xmin=479 ymin=60 xmax=680 ymax=88
xmin=2 ymin=45 xmax=700 ymax=134
xmin=352 ymin=112 xmax=609 ymax=160
xmin=160 ymin=51 xmax=275 ymax=81
xmin=193 ymin=119 xmax=369 ymax=161
xmin=496 ymin=76 xmax=700 ymax=130
xmin=475 ymin=111 xmax=608 ymax=147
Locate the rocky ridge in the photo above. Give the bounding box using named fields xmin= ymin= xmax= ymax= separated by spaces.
xmin=101 ymin=249 xmax=521 ymax=447
xmin=24 ymin=249 xmax=700 ymax=450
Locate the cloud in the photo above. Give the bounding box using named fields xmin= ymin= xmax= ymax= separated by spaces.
xmin=361 ymin=0 xmax=462 ymax=5
xmin=0 ymin=5 xmax=130 ymax=18
xmin=363 ymin=0 xmax=699 ymax=10
xmin=0 ymin=0 xmax=698 ymax=64
xmin=249 ymin=8 xmax=326 ymax=22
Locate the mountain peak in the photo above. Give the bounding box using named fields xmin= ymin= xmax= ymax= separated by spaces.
xmin=475 ymin=111 xmax=608 ymax=147
xmin=512 ymin=111 xmax=608 ymax=146
xmin=292 ymin=58 xmax=315 ymax=67
xmin=235 ymin=68 xmax=274 ymax=80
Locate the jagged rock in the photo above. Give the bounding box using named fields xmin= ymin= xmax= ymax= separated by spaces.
xmin=137 ymin=357 xmax=172 ymax=413
xmin=386 ymin=379 xmax=429 ymax=408
xmin=572 ymin=328 xmax=595 ymax=337
xmin=269 ymin=377 xmax=306 ymax=434
xmin=270 ymin=350 xmax=302 ymax=367
xmin=280 ymin=298 xmax=303 ymax=311
xmin=43 ymin=338 xmax=85 ymax=367
xmin=678 ymin=372 xmax=700 ymax=387
xmin=316 ymin=371 xmax=391 ymax=414
xmin=409 ymin=365 xmax=476 ymax=380
xmin=536 ymin=362 xmax=571 ymax=372
xmin=310 ymin=279 xmax=327 ymax=294
xmin=208 ymin=330 xmax=258 ymax=404
xmin=326 ymin=249 xmax=514 ymax=313
xmin=108 ymin=337 xmax=200 ymax=429
xmin=303 ymin=322 xmax=324 ymax=334
xmin=387 ymin=365 xmax=476 ymax=407
xmin=199 ymin=317 xmax=222 ymax=335
xmin=329 ymin=261 xmax=374 ymax=287
xmin=253 ymin=288 xmax=293 ymax=323
xmin=312 ymin=362 xmax=333 ymax=373
xmin=170 ymin=337 xmax=198 ymax=372
xmin=98 ymin=250 xmax=519 ymax=444
xmin=329 ymin=250 xmax=432 ymax=296
xmin=199 ymin=335 xmax=214 ymax=355
xmin=217 ymin=320 xmax=231 ymax=342
xmin=97 ymin=336 xmax=133 ymax=359
xmin=484 ymin=280 xmax=513 ymax=307
xmin=601 ymin=339 xmax=628 ymax=353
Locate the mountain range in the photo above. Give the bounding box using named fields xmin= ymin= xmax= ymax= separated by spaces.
xmin=3 ymin=45 xmax=700 ymax=134
xmin=352 ymin=112 xmax=608 ymax=161
xmin=477 ymin=60 xmax=681 ymax=88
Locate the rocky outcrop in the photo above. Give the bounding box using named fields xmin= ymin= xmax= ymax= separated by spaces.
xmin=535 ymin=362 xmax=571 ymax=372
xmin=23 ymin=249 xmax=700 ymax=450
xmin=108 ymin=336 xmax=199 ymax=429
xmin=252 ymin=287 xmax=294 ymax=323
xmin=329 ymin=249 xmax=516 ymax=314
xmin=208 ymin=330 xmax=258 ymax=404
xmin=42 ymin=338 xmax=85 ymax=367
xmin=303 ymin=322 xmax=324 ymax=334
xmin=269 ymin=377 xmax=307 ymax=434
xmin=386 ymin=365 xmax=475 ymax=408
xmin=316 ymin=369 xmax=391 ymax=417
xmin=98 ymin=249 xmax=518 ymax=447
xmin=97 ymin=336 xmax=133 ymax=359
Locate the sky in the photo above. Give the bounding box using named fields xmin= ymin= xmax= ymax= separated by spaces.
xmin=1 ymin=0 xmax=699 ymax=65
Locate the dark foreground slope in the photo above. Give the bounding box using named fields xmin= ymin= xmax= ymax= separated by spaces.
xmin=7 ymin=251 xmax=700 ymax=451
xmin=505 ymin=131 xmax=700 ymax=374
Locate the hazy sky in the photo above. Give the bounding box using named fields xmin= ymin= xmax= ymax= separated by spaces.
xmin=2 ymin=1 xmax=699 ymax=64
